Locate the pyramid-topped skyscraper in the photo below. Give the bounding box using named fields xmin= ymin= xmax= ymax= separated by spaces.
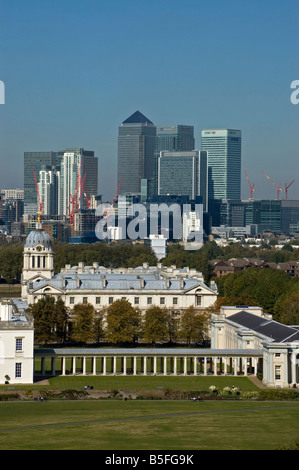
xmin=117 ymin=111 xmax=156 ymax=196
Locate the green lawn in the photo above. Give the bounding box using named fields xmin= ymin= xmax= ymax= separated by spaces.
xmin=0 ymin=375 xmax=260 ymax=391
xmin=0 ymin=400 xmax=298 ymax=450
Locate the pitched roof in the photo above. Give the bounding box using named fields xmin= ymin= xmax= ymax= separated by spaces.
xmin=228 ymin=310 xmax=299 ymax=343
xmin=122 ymin=111 xmax=153 ymax=125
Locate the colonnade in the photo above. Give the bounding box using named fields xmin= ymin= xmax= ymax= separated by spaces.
xmin=35 ymin=349 xmax=263 ymax=377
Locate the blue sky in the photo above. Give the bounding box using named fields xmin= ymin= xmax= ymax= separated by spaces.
xmin=0 ymin=0 xmax=298 ymax=200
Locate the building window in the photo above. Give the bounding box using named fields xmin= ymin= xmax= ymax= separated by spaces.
xmin=16 ymin=338 xmax=23 ymax=351
xmin=83 ymin=297 xmax=88 ymax=304
xmin=134 ymin=297 xmax=139 ymax=305
xmin=96 ymin=297 xmax=101 ymax=305
xmin=173 ymin=297 xmax=178 ymax=305
xmin=15 ymin=363 xmax=22 ymax=378
xmin=160 ymin=297 xmax=165 ymax=305
xmin=70 ymin=297 xmax=75 ymax=305
xmin=275 ymin=365 xmax=281 ymax=380
xmin=196 ymin=296 xmax=202 ymax=306
xmin=147 ymin=297 xmax=152 ymax=305
xmin=121 ymin=297 xmax=126 ymax=301
xmin=275 ymin=353 xmax=281 ymax=357
xmin=109 ymin=297 xmax=114 ymax=305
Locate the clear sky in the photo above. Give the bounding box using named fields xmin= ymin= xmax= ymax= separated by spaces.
xmin=0 ymin=0 xmax=298 ymax=201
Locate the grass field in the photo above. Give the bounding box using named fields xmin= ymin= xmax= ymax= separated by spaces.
xmin=0 ymin=375 xmax=260 ymax=391
xmin=0 ymin=400 xmax=298 ymax=450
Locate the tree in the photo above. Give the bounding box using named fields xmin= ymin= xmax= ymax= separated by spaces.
xmin=274 ymin=292 xmax=299 ymax=325
xmin=70 ymin=302 xmax=95 ymax=344
xmin=53 ymin=297 xmax=68 ymax=343
xmin=178 ymin=306 xmax=210 ymax=345
xmin=93 ymin=310 xmax=105 ymax=344
xmin=142 ymin=306 xmax=169 ymax=345
xmin=27 ymin=296 xmax=65 ymax=345
xmin=105 ymin=299 xmax=142 ymax=344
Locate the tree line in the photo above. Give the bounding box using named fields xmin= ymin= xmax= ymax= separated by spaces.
xmin=27 ymin=297 xmax=210 ymax=347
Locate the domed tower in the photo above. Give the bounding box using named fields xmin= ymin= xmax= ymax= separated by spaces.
xmin=21 ymin=223 xmax=54 ymax=299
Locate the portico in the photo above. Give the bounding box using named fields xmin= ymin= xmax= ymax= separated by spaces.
xmin=34 ymin=348 xmax=263 ymax=378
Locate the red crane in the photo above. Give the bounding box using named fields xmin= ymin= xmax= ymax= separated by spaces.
xmin=33 ymin=170 xmax=44 ymax=223
xmin=68 ymin=162 xmax=83 ymax=229
xmin=285 ymin=180 xmax=295 ymax=200
xmin=263 ymin=171 xmax=282 ymax=200
xmin=245 ymin=170 xmax=255 ymax=200
xmin=80 ymin=171 xmax=92 ymax=209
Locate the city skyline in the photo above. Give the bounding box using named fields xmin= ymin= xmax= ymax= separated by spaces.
xmin=0 ymin=1 xmax=298 ymax=201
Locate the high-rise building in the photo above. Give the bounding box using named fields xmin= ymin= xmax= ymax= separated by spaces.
xmin=158 ymin=150 xmax=208 ymax=211
xmin=201 ymin=129 xmax=241 ymax=201
xmin=24 ymin=151 xmax=58 ymax=215
xmin=117 ymin=111 xmax=156 ymax=196
xmin=154 ymin=125 xmax=195 ymax=196
xmin=58 ymin=148 xmax=98 ymax=216
xmin=38 ymin=166 xmax=60 ymax=216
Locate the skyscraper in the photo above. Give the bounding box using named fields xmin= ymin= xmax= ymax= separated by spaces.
xmin=117 ymin=111 xmax=156 ymax=195
xmin=24 ymin=151 xmax=58 ymax=215
xmin=201 ymin=129 xmax=241 ymax=201
xmin=158 ymin=150 xmax=208 ymax=210
xmin=154 ymin=125 xmax=195 ymax=196
xmin=58 ymin=148 xmax=98 ymax=216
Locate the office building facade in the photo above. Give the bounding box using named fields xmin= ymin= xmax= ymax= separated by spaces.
xmin=117 ymin=111 xmax=156 ymax=196
xmin=158 ymin=150 xmax=208 ymax=211
xmin=153 ymin=125 xmax=195 ymax=195
xmin=58 ymin=148 xmax=98 ymax=216
xmin=24 ymin=151 xmax=58 ymax=215
xmin=201 ymin=129 xmax=241 ymax=201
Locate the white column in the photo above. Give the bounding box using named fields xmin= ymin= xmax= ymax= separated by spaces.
xmin=62 ymin=357 xmax=66 ymax=376
xmin=83 ymin=357 xmax=86 ymax=375
xmin=103 ymin=356 xmax=107 ymax=376
xmin=123 ymin=356 xmax=127 ymax=375
xmin=72 ymin=357 xmax=76 ymax=375
xmin=143 ymin=357 xmax=147 ymax=375
xmin=184 ymin=356 xmax=187 ymax=376
xmin=223 ymin=357 xmax=227 ymax=376
xmin=194 ymin=357 xmax=197 ymax=375
xmin=133 ymin=356 xmax=137 ymax=375
xmin=244 ymin=357 xmax=248 ymax=376
xmin=113 ymin=356 xmax=117 ymax=375
xmin=174 ymin=357 xmax=177 ymax=376
xmin=93 ymin=357 xmax=97 ymax=375
xmin=154 ymin=356 xmax=157 ymax=375
xmin=234 ymin=357 xmax=238 ymax=376
xmin=164 ymin=356 xmax=167 ymax=376
xmin=204 ymin=357 xmax=207 ymax=375
xmin=213 ymin=358 xmax=217 ymax=375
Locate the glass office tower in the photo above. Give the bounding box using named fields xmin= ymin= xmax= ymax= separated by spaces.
xmin=201 ymin=129 xmax=241 ymax=201
xmin=153 ymin=125 xmax=195 ymax=196
xmin=158 ymin=150 xmax=208 ymax=211
xmin=24 ymin=151 xmax=58 ymax=215
xmin=117 ymin=111 xmax=156 ymax=196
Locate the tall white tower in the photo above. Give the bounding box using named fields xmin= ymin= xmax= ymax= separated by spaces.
xmin=21 ymin=223 xmax=54 ymax=300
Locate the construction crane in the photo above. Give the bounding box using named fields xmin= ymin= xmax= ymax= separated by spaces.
xmin=80 ymin=171 xmax=92 ymax=209
xmin=284 ymin=180 xmax=295 ymax=200
xmin=67 ymin=162 xmax=83 ymax=229
xmin=245 ymin=170 xmax=255 ymax=200
xmin=263 ymin=171 xmax=282 ymax=200
xmin=33 ymin=170 xmax=43 ymax=223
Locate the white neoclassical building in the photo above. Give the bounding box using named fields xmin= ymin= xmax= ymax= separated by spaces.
xmin=0 ymin=299 xmax=34 ymax=385
xmin=21 ymin=224 xmax=218 ymax=312
xmin=211 ymin=306 xmax=299 ymax=388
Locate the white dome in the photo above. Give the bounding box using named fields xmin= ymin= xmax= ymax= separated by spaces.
xmin=25 ymin=229 xmax=52 ymax=250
